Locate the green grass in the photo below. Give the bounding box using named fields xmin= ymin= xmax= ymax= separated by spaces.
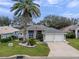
xmin=67 ymin=39 xmax=79 ymax=50
xmin=0 ymin=40 xmax=50 ymax=57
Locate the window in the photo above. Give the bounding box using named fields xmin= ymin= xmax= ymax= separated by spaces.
xmin=28 ymin=31 xmax=34 ymax=38
xmin=20 ymin=33 xmax=22 ymax=35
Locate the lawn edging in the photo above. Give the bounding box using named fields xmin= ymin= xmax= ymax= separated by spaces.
xmin=0 ymin=55 xmax=30 ymax=59
xmin=0 ymin=55 xmax=48 ymax=59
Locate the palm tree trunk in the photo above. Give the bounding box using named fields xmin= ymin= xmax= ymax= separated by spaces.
xmin=21 ymin=17 xmax=27 ymax=42
xmin=23 ymin=28 xmax=26 ymax=42
xmin=22 ymin=15 xmax=32 ymax=42
xmin=23 ymin=22 xmax=28 ymax=42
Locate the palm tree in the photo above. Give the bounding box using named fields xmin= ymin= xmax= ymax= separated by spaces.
xmin=11 ymin=0 xmax=40 ymax=41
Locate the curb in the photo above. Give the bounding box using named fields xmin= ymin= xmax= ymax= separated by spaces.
xmin=0 ymin=55 xmax=30 ymax=58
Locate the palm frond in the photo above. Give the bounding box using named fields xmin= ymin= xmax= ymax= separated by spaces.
xmin=33 ymin=3 xmax=40 ymax=7
xmin=11 ymin=3 xmax=21 ymax=11
xmin=30 ymin=5 xmax=40 ymax=18
xmin=11 ymin=0 xmax=41 ymax=18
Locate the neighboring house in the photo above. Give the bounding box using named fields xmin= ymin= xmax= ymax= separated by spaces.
xmin=61 ymin=24 xmax=79 ymax=39
xmin=20 ymin=25 xmax=65 ymax=42
xmin=0 ymin=26 xmax=19 ymax=39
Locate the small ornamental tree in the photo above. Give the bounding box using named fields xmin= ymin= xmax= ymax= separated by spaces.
xmin=66 ymin=31 xmax=75 ymax=38
xmin=28 ymin=38 xmax=36 ymax=46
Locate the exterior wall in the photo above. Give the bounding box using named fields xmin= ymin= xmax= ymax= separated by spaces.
xmin=15 ymin=31 xmax=29 ymax=39
xmin=1 ymin=33 xmax=13 ymax=39
xmin=26 ymin=31 xmax=29 ymax=39
xmin=34 ymin=30 xmax=37 ymax=38
xmin=13 ymin=32 xmax=19 ymax=37
xmin=27 ymin=30 xmax=43 ymax=39
xmin=0 ymin=31 xmax=20 ymax=39
xmin=15 ymin=30 xmax=43 ymax=40
xmin=75 ymin=28 xmax=79 ymax=39
xmin=13 ymin=31 xmax=23 ymax=38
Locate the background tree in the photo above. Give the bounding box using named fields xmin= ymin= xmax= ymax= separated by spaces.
xmin=11 ymin=0 xmax=40 ymax=41
xmin=11 ymin=17 xmax=22 ymax=28
xmin=0 ymin=16 xmax=11 ymax=26
xmin=11 ymin=17 xmax=35 ymax=29
xmin=38 ymin=15 xmax=78 ymax=29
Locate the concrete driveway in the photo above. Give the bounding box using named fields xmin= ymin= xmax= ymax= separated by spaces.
xmin=47 ymin=42 xmax=79 ymax=57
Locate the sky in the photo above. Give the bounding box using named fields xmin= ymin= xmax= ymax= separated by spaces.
xmin=0 ymin=0 xmax=79 ymax=23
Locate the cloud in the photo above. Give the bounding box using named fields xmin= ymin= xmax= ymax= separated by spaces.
xmin=0 ymin=0 xmax=12 ymax=2
xmin=34 ymin=0 xmax=41 ymax=5
xmin=0 ymin=0 xmax=15 ymax=18
xmin=47 ymin=0 xmax=59 ymax=4
xmin=0 ymin=2 xmax=13 ymax=6
xmin=0 ymin=2 xmax=14 ymax=8
xmin=0 ymin=0 xmax=15 ymax=8
xmin=62 ymin=12 xmax=79 ymax=18
xmin=34 ymin=0 xmax=63 ymax=6
xmin=67 ymin=0 xmax=79 ymax=8
xmin=47 ymin=0 xmax=63 ymax=4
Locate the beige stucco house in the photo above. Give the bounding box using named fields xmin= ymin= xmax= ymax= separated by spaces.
xmin=0 ymin=26 xmax=19 ymax=39
xmin=19 ymin=25 xmax=65 ymax=42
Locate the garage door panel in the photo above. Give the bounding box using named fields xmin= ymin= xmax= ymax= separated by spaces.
xmin=44 ymin=34 xmax=54 ymax=42
xmin=44 ymin=34 xmax=65 ymax=42
xmin=54 ymin=35 xmax=65 ymax=41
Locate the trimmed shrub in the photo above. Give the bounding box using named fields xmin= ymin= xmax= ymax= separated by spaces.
xmin=11 ymin=36 xmax=18 ymax=39
xmin=19 ymin=38 xmax=23 ymax=41
xmin=66 ymin=31 xmax=75 ymax=38
xmin=28 ymin=38 xmax=36 ymax=46
xmin=36 ymin=33 xmax=43 ymax=41
xmin=0 ymin=37 xmax=11 ymax=43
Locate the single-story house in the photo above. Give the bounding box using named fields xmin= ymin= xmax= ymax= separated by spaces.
xmin=0 ymin=26 xmax=19 ymax=39
xmin=20 ymin=25 xmax=65 ymax=42
xmin=61 ymin=24 xmax=79 ymax=39
xmin=0 ymin=25 xmax=65 ymax=42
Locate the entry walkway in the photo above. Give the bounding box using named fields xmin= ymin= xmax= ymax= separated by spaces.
xmin=47 ymin=42 xmax=79 ymax=57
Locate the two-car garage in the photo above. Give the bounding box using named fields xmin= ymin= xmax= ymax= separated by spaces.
xmin=44 ymin=28 xmax=65 ymax=42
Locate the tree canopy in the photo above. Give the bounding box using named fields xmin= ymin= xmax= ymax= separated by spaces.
xmin=0 ymin=16 xmax=11 ymax=26
xmin=38 ymin=15 xmax=78 ymax=29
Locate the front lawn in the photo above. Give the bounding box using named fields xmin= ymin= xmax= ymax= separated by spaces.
xmin=67 ymin=39 xmax=79 ymax=50
xmin=0 ymin=40 xmax=50 ymax=57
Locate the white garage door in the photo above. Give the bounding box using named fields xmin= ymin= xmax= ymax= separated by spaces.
xmin=44 ymin=34 xmax=65 ymax=42
xmin=54 ymin=34 xmax=65 ymax=41
xmin=44 ymin=34 xmax=54 ymax=42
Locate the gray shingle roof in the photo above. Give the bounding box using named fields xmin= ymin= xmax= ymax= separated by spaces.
xmin=27 ymin=25 xmax=64 ymax=34
xmin=0 ymin=26 xmax=19 ymax=34
xmin=44 ymin=28 xmax=64 ymax=34
xmin=27 ymin=25 xmax=47 ymax=30
xmin=61 ymin=25 xmax=79 ymax=32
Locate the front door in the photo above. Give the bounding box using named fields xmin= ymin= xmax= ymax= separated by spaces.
xmin=36 ymin=31 xmax=43 ymax=41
